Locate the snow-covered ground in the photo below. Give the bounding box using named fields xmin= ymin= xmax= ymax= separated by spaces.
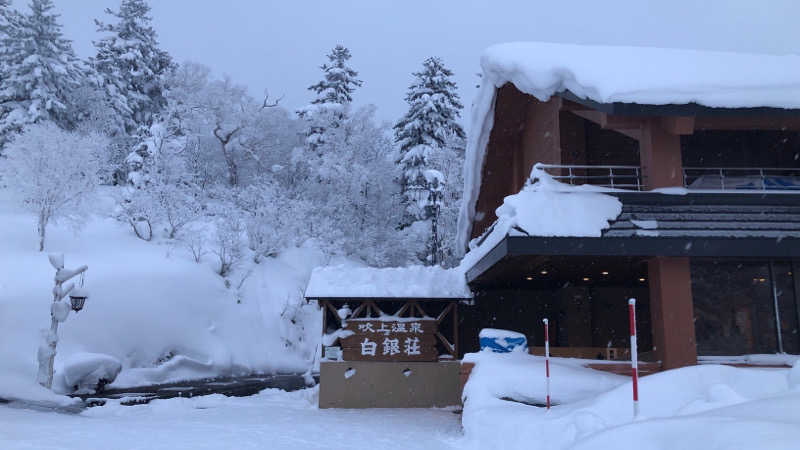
xmin=462 ymin=351 xmax=800 ymax=450
xmin=0 ymin=388 xmax=463 ymax=450
xmin=0 ymin=186 xmax=325 ymax=402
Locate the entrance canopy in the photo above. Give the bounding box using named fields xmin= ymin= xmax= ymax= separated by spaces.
xmin=465 ymin=189 xmax=800 ymax=284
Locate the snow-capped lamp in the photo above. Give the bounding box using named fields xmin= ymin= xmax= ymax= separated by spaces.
xmin=69 ymin=273 xmax=89 ymax=312
xmin=69 ymin=288 xmax=88 ymax=312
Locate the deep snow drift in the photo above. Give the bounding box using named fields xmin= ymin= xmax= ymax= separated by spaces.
xmin=462 ymin=350 xmax=800 ymax=450
xmin=0 ymin=187 xmax=324 ymax=402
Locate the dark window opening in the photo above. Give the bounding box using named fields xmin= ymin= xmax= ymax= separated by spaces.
xmin=691 ymin=259 xmax=800 ymax=356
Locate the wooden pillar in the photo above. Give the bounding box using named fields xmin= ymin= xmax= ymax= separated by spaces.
xmin=647 ymin=257 xmax=697 ymax=369
xmin=639 ymin=119 xmax=685 ymax=189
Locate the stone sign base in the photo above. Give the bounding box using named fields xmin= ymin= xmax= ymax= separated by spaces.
xmin=319 ymin=361 xmax=461 ymax=409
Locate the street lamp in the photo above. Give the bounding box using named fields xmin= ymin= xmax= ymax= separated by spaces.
xmin=37 ymin=254 xmax=89 ymax=389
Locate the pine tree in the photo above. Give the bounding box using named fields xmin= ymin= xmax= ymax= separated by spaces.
xmin=92 ymin=0 xmax=173 ymax=135
xmin=394 ymin=57 xmax=465 ymax=265
xmin=298 ymin=45 xmax=362 ymax=150
xmin=308 ymin=45 xmax=362 ymax=106
xmin=0 ymin=0 xmax=84 ymax=145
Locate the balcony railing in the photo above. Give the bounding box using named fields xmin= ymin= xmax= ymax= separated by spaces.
xmin=537 ymin=164 xmax=643 ymax=190
xmin=538 ymin=164 xmax=800 ymax=192
xmin=682 ymin=167 xmax=800 ymax=191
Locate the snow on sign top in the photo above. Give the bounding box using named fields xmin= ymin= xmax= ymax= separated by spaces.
xmin=456 ymin=41 xmax=800 ymax=251
xmin=304 ymin=265 xmax=471 ymax=299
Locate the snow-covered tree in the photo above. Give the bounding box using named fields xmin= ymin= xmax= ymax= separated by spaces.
xmin=308 ymin=45 xmax=362 ymax=106
xmin=297 ymin=45 xmax=362 ymax=151
xmin=394 ymin=57 xmax=465 ymax=265
xmin=0 ymin=0 xmax=85 ymax=146
xmin=92 ymin=0 xmax=173 ymax=135
xmin=2 ymin=123 xmax=106 ymax=251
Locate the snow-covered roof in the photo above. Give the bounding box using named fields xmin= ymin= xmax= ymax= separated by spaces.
xmin=456 ymin=42 xmax=800 ymax=250
xmin=304 ymin=265 xmax=471 ymax=299
xmin=458 ymin=165 xmax=622 ymax=272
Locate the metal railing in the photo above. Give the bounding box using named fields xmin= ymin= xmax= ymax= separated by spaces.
xmin=537 ymin=164 xmax=643 ymax=190
xmin=682 ymin=167 xmax=800 ymax=191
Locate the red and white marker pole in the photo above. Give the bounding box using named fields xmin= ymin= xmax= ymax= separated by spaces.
xmin=628 ymin=298 xmax=639 ymax=418
xmin=543 ymin=318 xmax=551 ymax=410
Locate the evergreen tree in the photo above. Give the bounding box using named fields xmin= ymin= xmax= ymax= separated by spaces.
xmin=394 ymin=57 xmax=465 ymax=265
xmin=308 ymin=45 xmax=362 ymax=106
xmin=92 ymin=0 xmax=173 ymax=135
xmin=298 ymin=45 xmax=362 ymax=150
xmin=0 ymin=0 xmax=84 ymax=145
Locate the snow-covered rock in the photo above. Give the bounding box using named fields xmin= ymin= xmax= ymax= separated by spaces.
xmin=54 ymin=352 xmax=122 ymax=394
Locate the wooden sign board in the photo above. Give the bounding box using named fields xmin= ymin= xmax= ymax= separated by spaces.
xmin=339 ymin=319 xmax=438 ymax=362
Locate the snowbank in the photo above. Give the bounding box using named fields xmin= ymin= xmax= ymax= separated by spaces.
xmin=461 ymin=351 xmax=800 ymax=449
xmin=458 ymin=164 xmax=621 ymax=271
xmin=54 ymin=352 xmax=122 ymax=394
xmin=457 ymin=41 xmax=800 ymax=250
xmin=305 ymin=265 xmax=471 ymax=299
xmin=0 ymin=188 xmax=324 ymax=402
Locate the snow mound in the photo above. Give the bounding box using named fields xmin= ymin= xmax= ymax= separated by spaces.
xmin=305 ymin=265 xmax=471 ymax=299
xmin=459 ymin=164 xmax=621 ymax=271
xmin=54 ymin=352 xmax=121 ymax=394
xmin=462 ymin=350 xmax=800 ymax=450
xmin=457 ymin=41 xmax=800 ymax=251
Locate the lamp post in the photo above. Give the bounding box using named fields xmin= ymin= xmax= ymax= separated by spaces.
xmin=37 ymin=254 xmax=89 ymax=389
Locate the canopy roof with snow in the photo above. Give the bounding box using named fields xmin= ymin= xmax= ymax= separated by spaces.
xmin=304 ymin=265 xmax=471 ymax=300
xmin=457 ymin=41 xmax=800 ymax=250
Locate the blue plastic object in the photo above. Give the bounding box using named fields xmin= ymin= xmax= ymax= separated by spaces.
xmin=479 ymin=328 xmax=528 ymax=353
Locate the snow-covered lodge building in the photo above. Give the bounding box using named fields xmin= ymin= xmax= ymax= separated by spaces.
xmin=458 ymin=42 xmax=800 ymax=370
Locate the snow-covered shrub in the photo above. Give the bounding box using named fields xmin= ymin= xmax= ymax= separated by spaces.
xmin=53 ymin=352 xmax=122 ymax=394
xmin=212 ymin=215 xmax=243 ymax=277
xmin=182 ymin=232 xmax=208 ymax=263
xmin=235 ymin=180 xmax=306 ymax=263
xmin=2 ymin=123 xmax=106 ymax=251
xmin=116 ymin=186 xmax=158 ymax=241
xmin=154 ymin=183 xmax=200 ymax=239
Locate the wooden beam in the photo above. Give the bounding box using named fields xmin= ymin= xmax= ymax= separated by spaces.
xmin=453 ymin=301 xmax=459 ymax=358
xmin=571 ymin=110 xmax=644 ymax=132
xmin=560 ymin=99 xmax=594 ymax=112
xmin=436 ymin=302 xmax=454 ymax=324
xmin=660 ymin=116 xmax=695 ymax=135
xmin=695 ymin=116 xmax=800 ymax=131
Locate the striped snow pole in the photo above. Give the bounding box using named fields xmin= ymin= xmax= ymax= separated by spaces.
xmin=543 ymin=318 xmax=551 ymax=410
xmin=628 ymin=298 xmax=639 ymax=418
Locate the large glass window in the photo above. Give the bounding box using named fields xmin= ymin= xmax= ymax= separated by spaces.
xmin=691 ymin=260 xmax=800 ymax=356
xmin=774 ymin=263 xmax=800 ymax=354
xmin=692 ymin=261 xmax=776 ymax=355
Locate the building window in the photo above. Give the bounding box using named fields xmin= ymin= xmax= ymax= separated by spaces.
xmin=691 ymin=259 xmax=799 ymax=356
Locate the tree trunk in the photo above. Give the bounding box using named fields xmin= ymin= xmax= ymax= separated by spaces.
xmin=38 ymin=212 xmax=48 ymax=252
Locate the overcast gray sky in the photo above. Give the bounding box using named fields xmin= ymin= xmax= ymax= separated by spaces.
xmin=52 ymin=0 xmax=800 ymax=124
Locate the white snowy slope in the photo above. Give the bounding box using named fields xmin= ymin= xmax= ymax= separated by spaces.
xmin=0 ymin=388 xmax=463 ymax=450
xmin=0 ymin=187 xmax=323 ymax=402
xmin=457 ymin=41 xmax=800 ymax=251
xmin=461 ymin=351 xmax=800 ymax=450
xmin=305 ymin=265 xmax=471 ymax=299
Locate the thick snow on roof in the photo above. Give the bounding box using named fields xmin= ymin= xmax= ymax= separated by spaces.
xmin=458 ymin=165 xmax=622 ymax=272
xmin=305 ymin=265 xmax=471 ymax=299
xmin=456 ymin=41 xmax=800 ymax=251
